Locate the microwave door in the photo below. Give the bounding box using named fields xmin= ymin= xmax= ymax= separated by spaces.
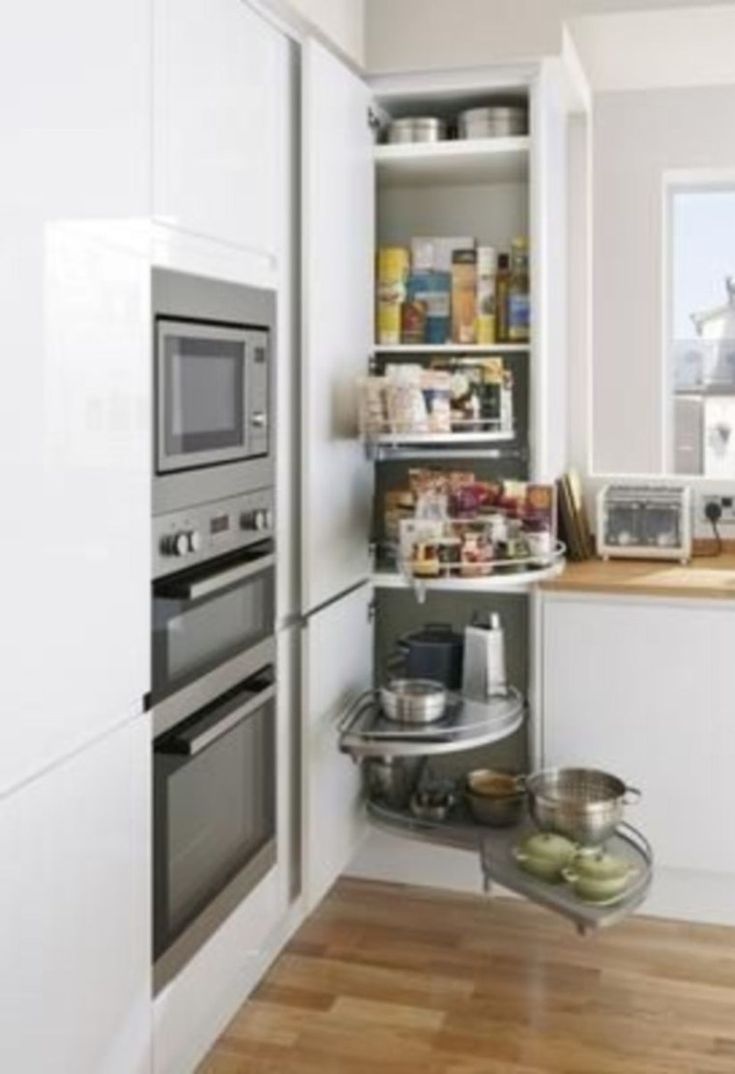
xmin=157 ymin=320 xmax=251 ymax=473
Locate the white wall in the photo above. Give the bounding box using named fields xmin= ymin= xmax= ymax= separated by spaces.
xmin=591 ymin=83 xmax=735 ymax=475
xmin=365 ymin=0 xmax=723 ymax=74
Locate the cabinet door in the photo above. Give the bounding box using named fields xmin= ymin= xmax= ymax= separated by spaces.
xmin=154 ymin=0 xmax=285 ymax=258
xmin=530 ymin=60 xmax=569 ymax=481
xmin=301 ymin=38 xmax=374 ymax=612
xmin=542 ymin=596 xmax=735 ymax=875
xmin=0 ymin=718 xmax=151 ymax=1074
xmin=302 ymin=584 xmax=373 ymax=909
xmin=0 ymin=0 xmax=151 ymax=792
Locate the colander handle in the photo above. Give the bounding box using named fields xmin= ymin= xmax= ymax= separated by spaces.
xmin=623 ymin=785 xmax=642 ymax=806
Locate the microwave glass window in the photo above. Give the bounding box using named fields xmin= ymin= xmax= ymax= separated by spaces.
xmin=165 ymin=336 xmax=245 ymax=455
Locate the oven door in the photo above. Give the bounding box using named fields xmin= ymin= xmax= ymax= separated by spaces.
xmin=153 ymin=665 xmax=276 ymax=990
xmin=156 ymin=318 xmax=269 ymax=473
xmin=152 ymin=541 xmax=275 ymax=734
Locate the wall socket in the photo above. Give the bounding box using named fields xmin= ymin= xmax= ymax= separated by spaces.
xmin=700 ymin=494 xmax=735 ymax=525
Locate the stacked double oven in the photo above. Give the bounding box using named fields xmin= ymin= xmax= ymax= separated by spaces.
xmin=150 ymin=270 xmax=277 ymax=991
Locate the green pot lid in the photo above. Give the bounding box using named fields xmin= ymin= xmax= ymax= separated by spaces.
xmin=573 ymin=851 xmax=630 ymax=881
xmin=520 ymin=832 xmax=577 ymax=864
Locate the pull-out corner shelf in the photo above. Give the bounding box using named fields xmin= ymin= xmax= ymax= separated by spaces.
xmin=366 ymin=800 xmax=654 ymax=935
xmin=339 ymin=688 xmax=524 ymax=759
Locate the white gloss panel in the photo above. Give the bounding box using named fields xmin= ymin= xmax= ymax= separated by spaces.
xmin=0 ymin=717 xmax=152 ymax=1074
xmin=154 ymin=0 xmax=283 ymax=261
xmin=0 ymin=0 xmax=151 ymax=792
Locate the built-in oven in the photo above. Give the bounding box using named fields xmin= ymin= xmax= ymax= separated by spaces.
xmin=151 ymin=488 xmax=276 ymax=736
xmin=153 ymin=662 xmax=276 ymax=991
xmin=152 ymin=268 xmax=275 ymax=517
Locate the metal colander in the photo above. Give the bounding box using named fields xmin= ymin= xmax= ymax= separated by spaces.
xmin=525 ymin=768 xmax=641 ymax=847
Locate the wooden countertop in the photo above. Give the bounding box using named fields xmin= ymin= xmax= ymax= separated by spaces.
xmin=540 ymin=554 xmax=735 ymax=600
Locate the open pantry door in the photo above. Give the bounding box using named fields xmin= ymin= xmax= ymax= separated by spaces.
xmin=301 ymin=37 xmax=375 ymax=615
xmin=530 ymin=59 xmax=570 ymax=483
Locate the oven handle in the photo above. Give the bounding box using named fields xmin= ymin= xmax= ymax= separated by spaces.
xmin=156 ymin=552 xmax=275 ymax=601
xmin=159 ymin=682 xmax=276 ymax=756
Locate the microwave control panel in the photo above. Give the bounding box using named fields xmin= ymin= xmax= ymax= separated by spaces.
xmin=152 ymin=488 xmax=274 ymax=579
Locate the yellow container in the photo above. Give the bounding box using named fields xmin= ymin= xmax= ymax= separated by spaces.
xmin=376 ymin=247 xmax=409 ymax=345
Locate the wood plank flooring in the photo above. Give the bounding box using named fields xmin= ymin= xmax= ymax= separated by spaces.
xmin=198 ymin=878 xmax=735 ymax=1073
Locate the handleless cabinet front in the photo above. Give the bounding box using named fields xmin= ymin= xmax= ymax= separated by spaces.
xmin=153 ymin=0 xmax=286 ymax=259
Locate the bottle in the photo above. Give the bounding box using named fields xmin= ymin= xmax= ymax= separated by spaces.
xmin=508 ymin=237 xmax=530 ymax=343
xmin=495 ymin=252 xmax=511 ymax=343
xmin=476 ymin=246 xmax=497 ymax=344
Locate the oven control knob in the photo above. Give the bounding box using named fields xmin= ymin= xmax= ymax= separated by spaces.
xmin=162 ymin=531 xmax=190 ymax=557
xmin=187 ymin=530 xmax=202 ymax=553
xmin=241 ymin=509 xmax=271 ymax=532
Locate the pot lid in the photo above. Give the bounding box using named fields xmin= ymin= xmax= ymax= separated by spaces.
xmin=519 ymin=832 xmax=577 ymax=864
xmin=572 ymin=851 xmax=631 ymax=880
xmin=403 ymin=622 xmax=464 ymax=645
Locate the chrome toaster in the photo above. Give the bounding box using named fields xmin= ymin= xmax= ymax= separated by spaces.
xmin=597 ymin=484 xmax=692 ymax=563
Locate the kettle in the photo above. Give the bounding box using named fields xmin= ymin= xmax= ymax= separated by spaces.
xmin=462 ymin=612 xmax=507 ymax=699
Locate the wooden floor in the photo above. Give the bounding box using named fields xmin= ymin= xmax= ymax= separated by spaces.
xmin=199 ymin=878 xmax=735 ymax=1074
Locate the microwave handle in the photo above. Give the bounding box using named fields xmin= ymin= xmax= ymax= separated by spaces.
xmin=158 ymin=682 xmax=275 ymax=756
xmin=156 ymin=552 xmax=275 ymax=601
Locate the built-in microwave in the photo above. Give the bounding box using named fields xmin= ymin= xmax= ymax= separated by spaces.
xmin=152 ymin=269 xmax=275 ymax=516
xmin=156 ymin=318 xmax=269 ymax=474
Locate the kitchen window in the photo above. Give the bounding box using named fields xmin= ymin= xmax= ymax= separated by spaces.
xmin=667 ymin=179 xmax=735 ymax=476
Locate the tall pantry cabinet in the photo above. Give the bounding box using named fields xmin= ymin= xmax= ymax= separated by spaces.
xmin=301 ymin=44 xmax=573 ymax=905
xmin=0 ymin=1 xmax=153 ymax=1072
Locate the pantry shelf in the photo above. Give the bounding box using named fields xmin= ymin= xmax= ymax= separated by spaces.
xmin=364 ymin=429 xmax=522 ymax=461
xmin=371 ymin=556 xmax=566 ymax=596
xmin=373 ymin=344 xmax=531 ymax=356
xmin=375 ymin=136 xmax=530 ymax=188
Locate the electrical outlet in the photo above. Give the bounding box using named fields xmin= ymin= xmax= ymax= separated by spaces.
xmin=700 ymin=494 xmax=735 ymax=525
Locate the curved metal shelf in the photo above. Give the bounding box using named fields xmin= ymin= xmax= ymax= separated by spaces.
xmin=372 ymin=553 xmax=566 ymax=598
xmin=366 ymin=799 xmax=653 ymax=933
xmin=339 ymin=687 xmax=524 ymax=759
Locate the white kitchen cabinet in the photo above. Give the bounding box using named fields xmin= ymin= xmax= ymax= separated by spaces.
xmin=0 ymin=716 xmax=151 ymax=1074
xmin=541 ymin=594 xmax=735 ymax=877
xmin=301 ymin=37 xmax=375 ymax=613
xmin=154 ymin=0 xmax=286 ymax=262
xmin=302 ymin=583 xmax=373 ymax=909
xmin=0 ymin=0 xmax=151 ymax=793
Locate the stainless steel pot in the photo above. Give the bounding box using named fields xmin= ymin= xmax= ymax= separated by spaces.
xmin=457 ymin=105 xmax=527 ymax=140
xmin=380 ymin=679 xmax=447 ymax=724
xmin=525 ymin=768 xmax=641 ymax=848
xmin=387 ymin=117 xmax=447 ymax=144
xmin=364 ymin=756 xmax=424 ymax=809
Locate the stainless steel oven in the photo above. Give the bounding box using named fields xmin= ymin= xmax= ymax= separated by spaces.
xmin=153 ymin=663 xmax=276 ymax=991
xmin=153 ymin=269 xmax=275 ymax=516
xmin=151 ymin=488 xmax=276 ymax=737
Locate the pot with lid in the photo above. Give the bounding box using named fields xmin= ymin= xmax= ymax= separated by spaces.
xmin=458 ymin=104 xmax=527 ymax=141
xmin=386 ymin=116 xmax=447 ymax=144
xmin=388 ymin=622 xmax=464 ymax=690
